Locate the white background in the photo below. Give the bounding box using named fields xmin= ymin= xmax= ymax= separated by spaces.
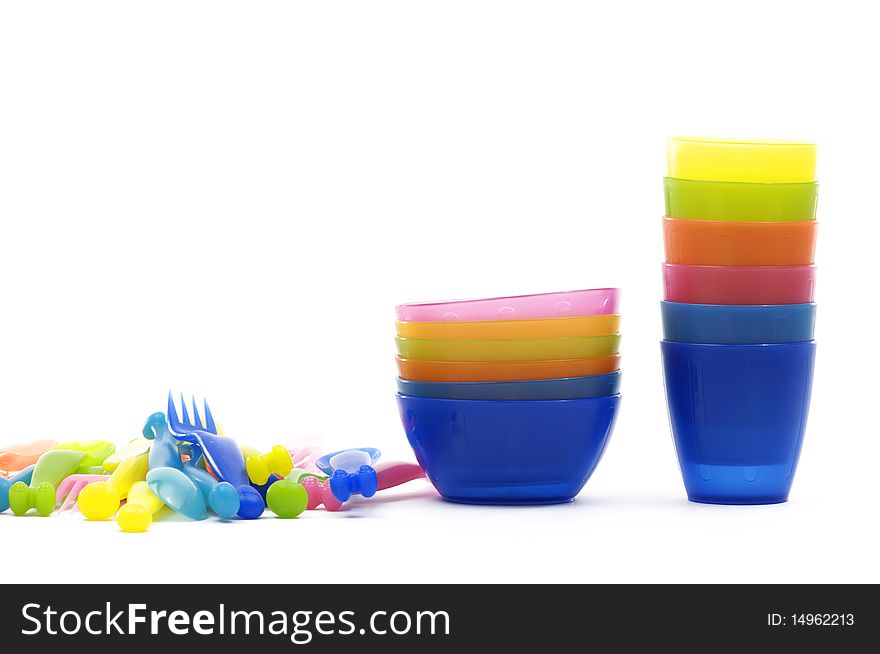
xmin=1 ymin=1 xmax=877 ymax=584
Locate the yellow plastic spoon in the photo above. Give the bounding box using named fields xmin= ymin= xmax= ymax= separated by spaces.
xmin=78 ymin=451 xmax=149 ymax=520
xmin=117 ymin=481 xmax=166 ymax=533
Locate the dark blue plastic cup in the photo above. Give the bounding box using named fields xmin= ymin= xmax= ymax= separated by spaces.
xmin=397 ymin=393 xmax=620 ymax=505
xmin=662 ymin=340 xmax=815 ymax=504
xmin=661 ymin=301 xmax=816 ymax=344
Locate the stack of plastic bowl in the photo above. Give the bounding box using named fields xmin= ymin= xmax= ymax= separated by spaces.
xmin=661 ymin=137 xmax=818 ymax=505
xmin=395 ymin=289 xmax=622 ymax=505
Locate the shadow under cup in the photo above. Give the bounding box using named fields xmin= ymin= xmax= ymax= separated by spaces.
xmin=661 ymin=341 xmax=815 ymax=505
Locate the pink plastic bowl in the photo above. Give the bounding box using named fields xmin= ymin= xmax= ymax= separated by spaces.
xmin=662 ymin=264 xmax=816 ymax=305
xmin=395 ymin=288 xmax=620 ymax=322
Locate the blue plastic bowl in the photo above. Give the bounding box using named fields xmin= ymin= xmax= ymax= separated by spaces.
xmin=661 ymin=301 xmax=816 ymax=344
xmin=396 ymin=371 xmax=621 ymax=401
xmin=397 ymin=393 xmax=620 ymax=505
xmin=661 ymin=341 xmax=815 ymax=505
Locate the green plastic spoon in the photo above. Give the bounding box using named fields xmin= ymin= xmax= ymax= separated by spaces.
xmin=54 ymin=440 xmax=116 ymax=473
xmin=8 ymin=449 xmax=85 ymax=516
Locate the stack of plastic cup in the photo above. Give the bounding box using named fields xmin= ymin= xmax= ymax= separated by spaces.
xmin=394 ymin=289 xmax=622 ymax=505
xmin=661 ymin=137 xmax=817 ymax=505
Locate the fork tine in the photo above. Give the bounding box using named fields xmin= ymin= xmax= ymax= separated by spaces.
xmin=204 ymin=399 xmax=217 ymax=434
xmin=180 ymin=392 xmax=191 ymax=428
xmin=55 ymin=478 xmax=72 ymax=506
xmin=59 ymin=487 xmax=77 ymax=511
xmin=191 ymin=395 xmax=203 ymax=429
xmin=167 ymin=391 xmax=182 ymax=432
xmin=58 ymin=479 xmax=82 ymax=511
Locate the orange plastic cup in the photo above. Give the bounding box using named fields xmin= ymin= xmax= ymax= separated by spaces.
xmin=396 ymin=355 xmax=621 ymax=382
xmin=663 ymin=216 xmax=817 ymax=266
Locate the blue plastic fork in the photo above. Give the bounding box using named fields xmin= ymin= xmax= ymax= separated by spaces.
xmin=166 ymin=393 xmax=264 ymax=519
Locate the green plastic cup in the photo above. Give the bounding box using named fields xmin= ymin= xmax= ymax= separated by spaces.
xmin=664 ymin=177 xmax=818 ymax=222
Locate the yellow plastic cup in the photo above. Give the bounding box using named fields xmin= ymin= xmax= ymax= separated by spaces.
xmin=396 ymin=314 xmax=620 ymax=340
xmin=667 ymin=137 xmax=817 ymax=183
xmin=395 ymin=334 xmax=621 ymax=362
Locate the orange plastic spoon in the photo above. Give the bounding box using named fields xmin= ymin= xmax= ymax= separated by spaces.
xmin=0 ymin=440 xmax=57 ymax=474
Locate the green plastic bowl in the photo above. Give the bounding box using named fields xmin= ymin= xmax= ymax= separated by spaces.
xmin=664 ymin=177 xmax=818 ymax=222
xmin=395 ymin=334 xmax=621 ymax=362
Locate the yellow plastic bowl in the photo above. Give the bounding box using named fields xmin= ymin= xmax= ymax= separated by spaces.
xmin=395 ymin=314 xmax=620 ymax=340
xmin=667 ymin=137 xmax=817 ymax=183
xmin=395 ymin=334 xmax=621 ymax=362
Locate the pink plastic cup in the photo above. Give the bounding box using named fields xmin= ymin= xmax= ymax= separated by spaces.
xmin=395 ymin=288 xmax=620 ymax=322
xmin=662 ymin=264 xmax=816 ymax=305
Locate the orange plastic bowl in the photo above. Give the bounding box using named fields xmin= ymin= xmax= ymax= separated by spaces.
xmin=396 ymin=355 xmax=621 ymax=383
xmin=396 ymin=314 xmax=620 ymax=340
xmin=663 ymin=217 xmax=817 ymax=266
